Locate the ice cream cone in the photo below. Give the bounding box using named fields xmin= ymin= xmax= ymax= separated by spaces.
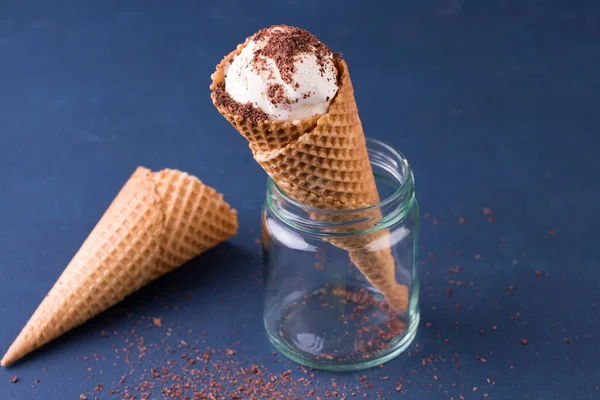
xmin=210 ymin=37 xmax=322 ymax=153
xmin=1 ymin=167 xmax=238 ymax=367
xmin=211 ymin=49 xmax=408 ymax=312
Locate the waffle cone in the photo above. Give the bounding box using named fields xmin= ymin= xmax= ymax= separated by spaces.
xmin=211 ymin=49 xmax=408 ymax=312
xmin=1 ymin=167 xmax=238 ymax=367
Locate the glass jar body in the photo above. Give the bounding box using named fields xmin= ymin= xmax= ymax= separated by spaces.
xmin=261 ymin=139 xmax=420 ymax=371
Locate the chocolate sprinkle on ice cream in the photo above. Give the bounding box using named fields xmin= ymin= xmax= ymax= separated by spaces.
xmin=214 ymin=83 xmax=269 ymax=123
xmin=251 ymin=25 xmax=335 ymax=85
xmin=266 ymin=83 xmax=289 ymax=105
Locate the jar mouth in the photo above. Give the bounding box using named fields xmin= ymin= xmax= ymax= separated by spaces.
xmin=266 ymin=137 xmax=414 ymax=216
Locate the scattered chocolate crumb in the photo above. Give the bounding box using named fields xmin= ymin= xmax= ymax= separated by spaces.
xmin=564 ymin=337 xmax=573 ymax=344
xmin=10 ymin=376 xmax=19 ymax=384
xmin=458 ymin=217 xmax=466 ymax=224
xmin=534 ymin=270 xmax=544 ymax=277
xmin=520 ymin=339 xmax=529 ymax=345
xmin=445 ymin=288 xmax=453 ymax=297
xmin=432 ymin=219 xmax=439 ymax=225
xmin=488 ymin=217 xmax=496 ymax=224
xmin=479 ymin=329 xmax=485 ymax=335
xmin=482 ymin=208 xmax=493 ymax=216
xmin=449 ymin=266 xmax=462 ymax=274
xmin=151 ymin=318 xmax=162 ymax=327
xmin=100 ymin=330 xmax=109 ymax=338
xmin=491 ymin=325 xmax=498 ymax=331
xmin=79 ymin=395 xmax=87 ymax=400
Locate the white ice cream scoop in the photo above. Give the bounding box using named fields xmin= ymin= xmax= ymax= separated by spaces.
xmin=224 ymin=25 xmax=339 ymax=122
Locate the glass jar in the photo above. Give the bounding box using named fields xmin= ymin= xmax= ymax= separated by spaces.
xmin=261 ymin=138 xmax=419 ymax=371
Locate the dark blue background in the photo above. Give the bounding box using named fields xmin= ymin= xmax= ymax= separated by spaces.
xmin=1 ymin=1 xmax=599 ymax=398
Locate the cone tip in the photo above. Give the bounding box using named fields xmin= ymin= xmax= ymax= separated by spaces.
xmin=1 ymin=338 xmax=26 ymax=367
xmin=1 ymin=352 xmax=14 ymax=367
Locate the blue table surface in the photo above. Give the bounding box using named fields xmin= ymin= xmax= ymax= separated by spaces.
xmin=1 ymin=1 xmax=599 ymax=399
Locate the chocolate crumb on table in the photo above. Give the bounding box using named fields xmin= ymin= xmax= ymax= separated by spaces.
xmin=449 ymin=265 xmax=462 ymax=274
xmin=71 ymin=304 xmax=422 ymax=399
xmin=10 ymin=376 xmax=19 ymax=384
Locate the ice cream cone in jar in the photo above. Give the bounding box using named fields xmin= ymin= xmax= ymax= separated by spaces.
xmin=211 ymin=25 xmax=409 ymax=312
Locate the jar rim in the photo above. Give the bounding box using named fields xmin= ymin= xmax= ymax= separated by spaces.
xmin=266 ymin=137 xmax=414 ymax=216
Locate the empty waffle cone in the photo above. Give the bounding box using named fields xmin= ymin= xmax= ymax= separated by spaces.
xmin=1 ymin=167 xmax=238 ymax=367
xmin=211 ymin=50 xmax=408 ymax=312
